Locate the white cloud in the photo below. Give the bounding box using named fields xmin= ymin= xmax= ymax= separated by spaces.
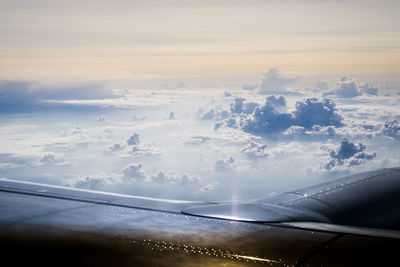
xmin=382 ymin=120 xmax=400 ymax=140
xmin=104 ymin=133 xmax=163 ymax=157
xmin=39 ymin=153 xmax=67 ymax=165
xmin=127 ymin=133 xmax=140 ymax=146
xmin=323 ymin=77 xmax=379 ymax=98
xmin=122 ymin=163 xmax=147 ymax=182
xmin=150 ymin=171 xmax=200 ymax=185
xmin=214 ymin=157 xmax=235 ymax=172
xmin=64 ymin=173 xmax=121 ymax=190
xmin=199 ymin=181 xmax=218 ymax=192
xmin=240 ymin=141 xmax=269 ymax=158
xmin=241 ymin=84 xmax=257 ymax=91
xmin=258 ymin=68 xmax=301 ymax=95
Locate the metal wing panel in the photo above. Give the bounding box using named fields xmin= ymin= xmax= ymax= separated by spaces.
xmin=0 ymin=189 xmax=336 ymax=266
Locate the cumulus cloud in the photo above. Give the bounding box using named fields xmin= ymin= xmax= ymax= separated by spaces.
xmin=150 ymin=171 xmax=200 ymax=185
xmin=242 ymin=96 xmax=293 ymax=134
xmin=105 ymin=133 xmax=163 ymax=157
xmin=283 ymin=125 xmax=337 ymax=139
xmin=214 ymin=157 xmax=235 ymax=172
xmin=127 ymin=133 xmax=140 ymax=146
xmin=324 ymin=138 xmax=376 ymax=170
xmin=218 ymin=96 xmax=344 ymax=137
xmin=323 ymin=77 xmax=379 ymax=98
xmin=240 ymin=141 xmax=269 ymax=158
xmin=122 ymin=163 xmax=147 ymax=182
xmin=230 ymin=97 xmax=259 ymax=115
xmin=313 ymin=81 xmax=329 ymax=92
xmin=293 ymin=98 xmax=344 ymax=129
xmin=382 ymin=120 xmax=400 ymax=140
xmin=184 ymin=135 xmax=212 ymax=145
xmin=197 ymin=108 xmax=230 ymax=121
xmin=64 ymin=173 xmax=121 ymax=190
xmin=324 ymin=77 xmax=362 ymax=98
xmin=361 ymin=82 xmax=379 ymax=96
xmin=258 ymin=68 xmax=300 ymax=95
xmin=121 ymin=163 xmax=200 ymax=185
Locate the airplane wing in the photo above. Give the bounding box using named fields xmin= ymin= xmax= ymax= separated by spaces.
xmin=1 ymin=168 xmax=400 ymax=266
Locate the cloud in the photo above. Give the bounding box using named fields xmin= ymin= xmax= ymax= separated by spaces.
xmin=382 ymin=120 xmax=400 ymax=140
xmin=323 ymin=77 xmax=379 ymax=98
xmin=219 ymin=96 xmax=344 ymax=137
xmin=150 ymin=171 xmax=200 ymax=185
xmin=127 ymin=133 xmax=140 ymax=146
xmin=40 ymin=153 xmax=67 ymax=165
xmin=293 ymin=98 xmax=344 ymax=129
xmin=197 ymin=108 xmax=230 ymax=121
xmin=214 ymin=157 xmax=235 ymax=172
xmin=105 ymin=133 xmax=163 ymax=157
xmin=242 ymin=95 xmax=293 ymax=134
xmin=324 ymin=138 xmax=376 ymax=170
xmin=122 ymin=163 xmax=147 ymax=182
xmin=241 ymin=84 xmax=257 ymax=91
xmin=283 ymin=125 xmax=337 ymax=140
xmin=199 ymin=181 xmax=218 ymax=192
xmin=184 ymin=135 xmax=212 ymax=145
xmin=313 ymin=81 xmax=329 ymax=92
xmin=361 ymin=82 xmax=379 ymax=96
xmin=258 ymin=68 xmax=300 ymax=95
xmin=230 ymin=97 xmax=259 ymax=115
xmin=64 ymin=173 xmax=121 ymax=190
xmin=224 ymin=91 xmax=232 ymax=97
xmin=121 ymin=162 xmax=200 ymax=185
xmin=0 ymin=81 xmax=116 ymax=110
xmin=240 ymin=141 xmax=269 ymax=158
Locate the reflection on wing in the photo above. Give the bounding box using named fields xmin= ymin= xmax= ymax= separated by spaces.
xmin=183 ymin=168 xmax=400 ymax=235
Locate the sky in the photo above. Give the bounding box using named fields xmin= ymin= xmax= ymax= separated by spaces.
xmin=0 ymin=0 xmax=400 ymax=201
